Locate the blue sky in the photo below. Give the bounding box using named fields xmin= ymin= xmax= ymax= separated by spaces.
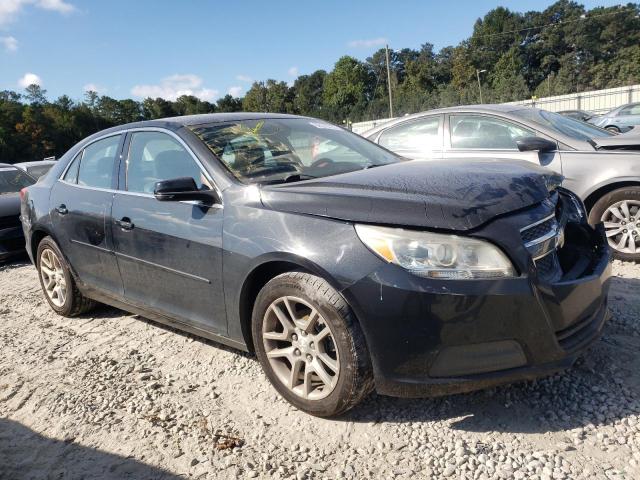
xmin=0 ymin=0 xmax=625 ymax=102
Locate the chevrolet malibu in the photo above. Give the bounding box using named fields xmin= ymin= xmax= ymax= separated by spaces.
xmin=20 ymin=113 xmax=611 ymax=416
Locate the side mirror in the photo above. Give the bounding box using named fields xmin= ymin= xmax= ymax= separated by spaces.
xmin=153 ymin=177 xmax=218 ymax=204
xmin=516 ymin=136 xmax=557 ymax=153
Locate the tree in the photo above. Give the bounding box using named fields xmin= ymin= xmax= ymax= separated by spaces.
xmin=292 ymin=70 xmax=327 ymax=117
xmin=216 ymin=94 xmax=242 ymax=112
xmin=323 ymin=56 xmax=374 ymax=122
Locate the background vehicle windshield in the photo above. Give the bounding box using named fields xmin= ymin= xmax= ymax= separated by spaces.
xmin=0 ymin=167 xmax=35 ymax=194
xmin=513 ymin=109 xmax=613 ymax=141
xmin=190 ymin=118 xmax=400 ymax=184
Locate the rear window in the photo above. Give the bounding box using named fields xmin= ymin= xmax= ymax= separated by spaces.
xmin=0 ymin=167 xmax=35 ymax=194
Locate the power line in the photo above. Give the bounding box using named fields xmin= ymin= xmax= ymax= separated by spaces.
xmin=472 ymin=6 xmax=638 ymax=41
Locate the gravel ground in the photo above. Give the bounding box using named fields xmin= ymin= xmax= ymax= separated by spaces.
xmin=0 ymin=258 xmax=639 ymax=480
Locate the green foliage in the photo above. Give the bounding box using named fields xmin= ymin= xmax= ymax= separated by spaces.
xmin=1 ymin=1 xmax=639 ymax=162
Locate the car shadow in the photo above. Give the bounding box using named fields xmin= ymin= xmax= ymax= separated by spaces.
xmin=0 ymin=418 xmax=181 ymax=479
xmin=0 ymin=254 xmax=30 ymax=271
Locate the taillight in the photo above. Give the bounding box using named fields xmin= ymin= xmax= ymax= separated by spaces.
xmin=20 ymin=187 xmax=27 ymax=201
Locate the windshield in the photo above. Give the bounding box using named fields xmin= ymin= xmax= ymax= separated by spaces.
xmin=513 ymin=108 xmax=613 ymax=141
xmin=189 ymin=118 xmax=400 ymax=184
xmin=0 ymin=167 xmax=35 ymax=194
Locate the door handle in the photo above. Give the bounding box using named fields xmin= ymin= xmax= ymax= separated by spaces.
xmin=56 ymin=204 xmax=68 ymax=215
xmin=116 ymin=217 xmax=134 ymax=231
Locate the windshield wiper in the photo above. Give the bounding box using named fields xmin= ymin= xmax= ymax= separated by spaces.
xmin=262 ymin=173 xmax=318 ymax=185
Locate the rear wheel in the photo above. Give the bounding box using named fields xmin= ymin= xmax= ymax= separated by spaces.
xmin=36 ymin=236 xmax=96 ymax=316
xmin=252 ymin=272 xmax=373 ymax=417
xmin=605 ymin=125 xmax=620 ymax=134
xmin=589 ymin=187 xmax=640 ymax=262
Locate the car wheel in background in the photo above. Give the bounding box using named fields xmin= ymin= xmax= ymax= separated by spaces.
xmin=589 ymin=187 xmax=640 ymax=262
xmin=605 ymin=126 xmax=620 ymax=134
xmin=252 ymin=271 xmax=373 ymax=417
xmin=36 ymin=236 xmax=96 ymax=316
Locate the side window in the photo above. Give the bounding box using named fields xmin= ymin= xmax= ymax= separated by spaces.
xmin=63 ymin=151 xmax=83 ymax=183
xmin=450 ymin=115 xmax=534 ymax=150
xmin=619 ymin=104 xmax=640 ymax=116
xmin=126 ymin=131 xmax=210 ymax=194
xmin=77 ymin=135 xmax=121 ymax=188
xmin=378 ymin=116 xmax=441 ymax=156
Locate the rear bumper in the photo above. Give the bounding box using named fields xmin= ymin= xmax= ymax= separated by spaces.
xmin=0 ymin=225 xmax=25 ymax=260
xmin=344 ymin=221 xmax=611 ymax=398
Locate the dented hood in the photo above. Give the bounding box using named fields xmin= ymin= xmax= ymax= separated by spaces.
xmin=591 ymin=132 xmax=640 ymax=150
xmin=259 ymin=159 xmax=562 ymax=231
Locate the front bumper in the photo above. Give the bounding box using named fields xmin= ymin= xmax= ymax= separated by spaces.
xmin=0 ymin=224 xmax=26 ymax=261
xmin=344 ymin=206 xmax=611 ymax=398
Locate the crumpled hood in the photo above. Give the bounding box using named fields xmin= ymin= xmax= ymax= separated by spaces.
xmin=0 ymin=193 xmax=20 ymax=218
xmin=591 ymin=131 xmax=640 ymax=150
xmin=260 ymin=159 xmax=562 ymax=231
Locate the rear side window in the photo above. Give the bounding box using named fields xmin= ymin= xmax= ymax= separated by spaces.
xmin=77 ymin=135 xmax=121 ymax=189
xmin=63 ymin=152 xmax=82 ymax=183
xmin=126 ymin=131 xmax=210 ymax=194
xmin=450 ymin=115 xmax=533 ymax=150
xmin=378 ymin=116 xmax=441 ymax=157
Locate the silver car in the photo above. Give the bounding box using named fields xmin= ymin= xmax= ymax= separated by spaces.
xmin=589 ymin=102 xmax=640 ymax=133
xmin=364 ymin=105 xmax=640 ymax=261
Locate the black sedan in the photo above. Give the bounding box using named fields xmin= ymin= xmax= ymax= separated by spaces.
xmin=20 ymin=114 xmax=610 ymax=416
xmin=1 ymin=163 xmax=35 ymax=260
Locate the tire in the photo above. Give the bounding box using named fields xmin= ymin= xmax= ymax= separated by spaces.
xmin=252 ymin=272 xmax=373 ymax=417
xmin=589 ymin=187 xmax=640 ymax=262
xmin=605 ymin=126 xmax=620 ymax=134
xmin=36 ymin=236 xmax=96 ymax=316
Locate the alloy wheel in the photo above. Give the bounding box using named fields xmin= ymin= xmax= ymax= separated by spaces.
xmin=601 ymin=199 xmax=640 ymax=254
xmin=262 ymin=296 xmax=339 ymax=400
xmin=40 ymin=248 xmax=67 ymax=307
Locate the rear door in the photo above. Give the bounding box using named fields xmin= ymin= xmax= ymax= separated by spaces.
xmin=374 ymin=115 xmax=443 ymax=160
xmin=111 ymin=129 xmax=226 ymax=334
xmin=616 ymin=103 xmax=640 ymax=129
xmin=443 ymin=113 xmax=563 ymax=174
xmin=50 ymin=134 xmax=124 ymax=295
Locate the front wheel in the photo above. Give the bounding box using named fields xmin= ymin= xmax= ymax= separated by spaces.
xmin=605 ymin=126 xmax=620 ymax=134
xmin=589 ymin=187 xmax=640 ymax=262
xmin=252 ymin=272 xmax=373 ymax=417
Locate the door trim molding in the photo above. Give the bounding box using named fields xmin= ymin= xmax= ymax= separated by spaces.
xmin=70 ymin=238 xmax=113 ymax=253
xmin=115 ymin=251 xmax=211 ymax=284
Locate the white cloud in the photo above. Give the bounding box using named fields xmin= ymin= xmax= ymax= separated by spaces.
xmin=18 ymin=72 xmax=41 ymax=88
xmin=0 ymin=0 xmax=75 ymax=26
xmin=131 ymin=74 xmax=218 ymax=101
xmin=1 ymin=35 xmax=17 ymax=52
xmin=227 ymin=85 xmax=243 ymax=97
xmin=347 ymin=37 xmax=387 ymax=48
xmin=287 ymin=66 xmax=299 ymax=77
xmin=236 ymin=74 xmax=252 ymax=83
xmin=83 ymin=83 xmax=106 ymax=94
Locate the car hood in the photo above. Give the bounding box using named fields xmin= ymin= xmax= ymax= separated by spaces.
xmin=0 ymin=192 xmax=20 ymax=218
xmin=259 ymin=159 xmax=562 ymax=231
xmin=591 ymin=132 xmax=640 ymax=150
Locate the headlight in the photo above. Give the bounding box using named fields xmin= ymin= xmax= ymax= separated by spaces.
xmin=355 ymin=224 xmax=516 ymax=279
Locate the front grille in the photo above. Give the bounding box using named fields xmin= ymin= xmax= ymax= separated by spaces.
xmin=521 ymin=217 xmax=556 ymax=244
xmin=0 ymin=215 xmax=21 ymax=230
xmin=534 ymin=252 xmax=558 ymax=278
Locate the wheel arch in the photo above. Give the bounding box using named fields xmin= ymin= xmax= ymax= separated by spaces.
xmin=237 ymin=254 xmax=347 ymax=353
xmin=583 ymin=179 xmax=640 ymax=214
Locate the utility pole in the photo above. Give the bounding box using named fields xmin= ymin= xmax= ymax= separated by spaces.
xmin=476 ymin=69 xmax=486 ymax=104
xmin=385 ymin=44 xmax=394 ymax=118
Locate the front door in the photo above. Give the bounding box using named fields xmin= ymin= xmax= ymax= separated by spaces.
xmin=376 ymin=115 xmax=444 ymax=160
xmin=443 ymin=113 xmax=563 ymax=173
xmin=50 ymin=134 xmax=123 ymax=295
xmin=111 ymin=130 xmax=226 ymax=334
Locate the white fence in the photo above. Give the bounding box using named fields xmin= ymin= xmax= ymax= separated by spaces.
xmin=351 ymin=83 xmax=640 ymax=134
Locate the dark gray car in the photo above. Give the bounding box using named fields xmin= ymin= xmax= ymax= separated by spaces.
xmin=20 ymin=113 xmax=610 ymax=416
xmin=364 ymin=105 xmax=640 ymax=261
